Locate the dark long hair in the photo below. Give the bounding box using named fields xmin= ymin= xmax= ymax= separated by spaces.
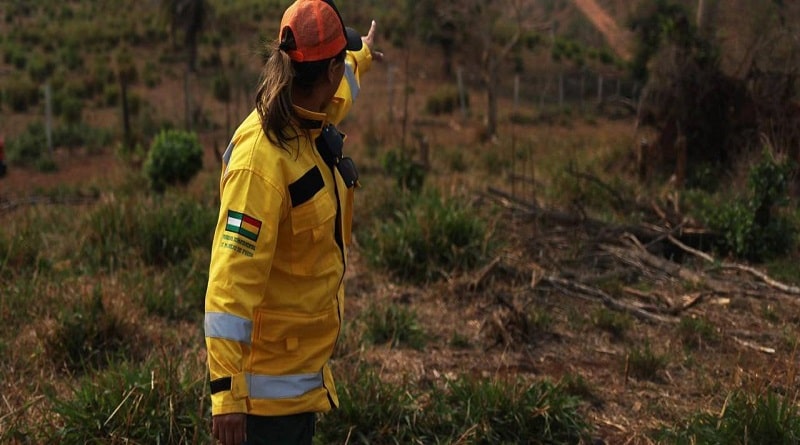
xmin=254 ymin=39 xmax=345 ymax=152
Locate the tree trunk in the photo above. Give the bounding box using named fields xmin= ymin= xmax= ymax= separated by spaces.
xmin=486 ymin=53 xmax=498 ymax=138
xmin=120 ymin=77 xmax=131 ymax=151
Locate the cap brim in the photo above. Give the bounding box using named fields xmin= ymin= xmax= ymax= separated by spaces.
xmin=345 ymin=27 xmax=363 ymax=52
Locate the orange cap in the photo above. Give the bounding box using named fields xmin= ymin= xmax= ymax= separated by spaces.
xmin=279 ymin=0 xmax=362 ymax=62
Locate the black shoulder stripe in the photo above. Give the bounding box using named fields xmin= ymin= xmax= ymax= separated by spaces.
xmin=288 ymin=166 xmax=324 ymax=207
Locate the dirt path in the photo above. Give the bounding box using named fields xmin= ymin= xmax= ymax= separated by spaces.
xmin=572 ymin=0 xmax=633 ymax=61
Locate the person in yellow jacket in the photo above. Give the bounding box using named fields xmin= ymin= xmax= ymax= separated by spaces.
xmin=204 ymin=1 xmax=382 ymax=444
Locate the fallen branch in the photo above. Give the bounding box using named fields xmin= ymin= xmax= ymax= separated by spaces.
xmin=541 ymin=274 xmax=678 ymax=324
xmin=731 ymin=336 xmax=776 ymax=354
xmin=667 ymin=235 xmax=800 ymax=295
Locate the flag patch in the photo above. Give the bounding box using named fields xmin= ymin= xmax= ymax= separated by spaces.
xmin=226 ymin=210 xmax=262 ymax=242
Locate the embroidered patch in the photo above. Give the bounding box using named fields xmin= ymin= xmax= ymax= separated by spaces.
xmin=225 ymin=210 xmax=262 ymax=242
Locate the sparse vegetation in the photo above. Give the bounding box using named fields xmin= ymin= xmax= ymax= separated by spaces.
xmin=363 ymin=189 xmax=494 ymax=283
xmin=656 ymin=389 xmax=800 ymax=444
xmin=4 ymin=1 xmax=800 ymax=444
xmin=362 ymin=302 xmax=427 ymax=350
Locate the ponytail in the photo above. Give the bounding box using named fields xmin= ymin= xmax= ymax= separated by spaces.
xmin=255 ymin=40 xmax=347 ymax=152
xmin=255 ymin=41 xmax=295 ymax=151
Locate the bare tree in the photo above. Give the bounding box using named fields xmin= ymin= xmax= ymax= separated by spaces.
xmin=447 ymin=0 xmax=536 ymax=139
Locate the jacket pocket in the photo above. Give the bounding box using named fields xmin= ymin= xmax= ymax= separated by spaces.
xmin=286 ymin=193 xmax=338 ymax=276
xmin=251 ymin=308 xmax=339 ymax=375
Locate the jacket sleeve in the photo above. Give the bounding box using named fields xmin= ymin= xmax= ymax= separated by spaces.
xmin=204 ymin=167 xmax=285 ymax=415
xmin=327 ymin=43 xmax=375 ymax=126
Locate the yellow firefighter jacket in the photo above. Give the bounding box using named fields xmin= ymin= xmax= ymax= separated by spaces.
xmin=204 ymin=45 xmax=372 ymax=416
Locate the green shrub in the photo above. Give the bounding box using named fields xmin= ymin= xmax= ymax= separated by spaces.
xmin=53 ymin=123 xmax=112 ymax=152
xmin=57 ymin=95 xmax=83 ymax=124
xmin=656 ymin=390 xmax=800 ymax=444
xmin=102 ymin=83 xmax=119 ymax=106
xmin=50 ymin=355 xmax=209 ymax=444
xmin=4 ymin=76 xmax=40 ymax=112
xmin=364 ymin=190 xmax=493 ymax=283
xmin=143 ymin=130 xmax=204 ymax=193
xmin=27 ymin=53 xmax=55 ymax=82
xmin=6 ymin=121 xmax=48 ymax=166
xmin=362 ymin=302 xmax=427 ymax=350
xmin=142 ymin=61 xmax=161 ymax=88
xmin=212 ymin=73 xmax=231 ymax=103
xmin=425 ymin=84 xmax=468 ymax=115
xmin=381 ymin=149 xmax=426 ymax=192
xmin=696 ymin=152 xmax=797 ymax=261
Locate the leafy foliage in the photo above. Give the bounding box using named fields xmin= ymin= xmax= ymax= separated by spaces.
xmin=695 ymin=152 xmax=797 ymax=261
xmin=143 ymin=129 xmax=204 ymax=193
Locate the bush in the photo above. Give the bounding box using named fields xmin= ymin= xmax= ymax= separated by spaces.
xmin=363 ymin=190 xmax=493 ymax=283
xmin=381 ymin=149 xmax=426 ymax=193
xmin=4 ymin=76 xmax=40 ymax=112
xmin=696 ymin=152 xmax=797 ymax=261
xmin=425 ymin=84 xmax=468 ymax=115
xmin=6 ymin=121 xmax=48 ymax=166
xmin=143 ymin=129 xmax=204 ymax=193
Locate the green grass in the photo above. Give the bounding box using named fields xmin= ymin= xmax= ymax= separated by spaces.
xmin=49 ymin=355 xmax=209 ymax=444
xmin=363 ymin=189 xmax=495 ymax=283
xmin=626 ymin=341 xmax=669 ymax=382
xmin=362 ymin=302 xmax=428 ymax=350
xmin=656 ymin=390 xmax=800 ymax=444
xmin=316 ymin=365 xmax=592 ymax=444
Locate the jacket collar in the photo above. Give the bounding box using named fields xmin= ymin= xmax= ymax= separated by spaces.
xmin=293 ymin=105 xmax=327 ymax=130
xmin=292 ymin=96 xmax=346 ymax=131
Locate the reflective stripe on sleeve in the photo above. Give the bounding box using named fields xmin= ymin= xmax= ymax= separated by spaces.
xmin=204 ymin=312 xmax=252 ymax=344
xmin=344 ymin=64 xmax=359 ymax=102
xmin=248 ymin=372 xmax=324 ymax=399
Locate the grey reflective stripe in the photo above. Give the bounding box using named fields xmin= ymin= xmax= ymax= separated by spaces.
xmin=222 ymin=141 xmax=234 ymax=165
xmin=222 ymin=141 xmax=234 ymax=175
xmin=344 ymin=64 xmax=359 ymax=102
xmin=204 ymin=312 xmax=252 ymax=344
xmin=247 ymin=372 xmax=324 ymax=399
